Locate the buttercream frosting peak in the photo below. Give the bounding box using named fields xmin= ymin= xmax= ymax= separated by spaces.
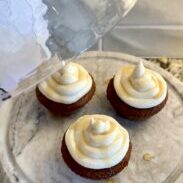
xmin=89 ymin=118 xmax=110 ymax=134
xmin=38 ymin=62 xmax=92 ymax=104
xmin=132 ymin=61 xmax=145 ymax=78
xmin=114 ymin=62 xmax=167 ymax=108
xmin=65 ymin=115 xmax=130 ymax=169
xmin=59 ymin=62 xmax=79 ymax=84
xmin=61 ymin=61 xmax=66 ymax=67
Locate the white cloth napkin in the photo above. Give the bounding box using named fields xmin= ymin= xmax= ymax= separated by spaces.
xmin=121 ymin=0 xmax=183 ymax=25
xmin=0 ymin=0 xmax=50 ymax=92
xmin=106 ymin=0 xmax=183 ymax=57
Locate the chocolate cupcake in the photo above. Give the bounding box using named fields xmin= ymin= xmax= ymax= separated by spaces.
xmin=36 ymin=62 xmax=95 ymax=116
xmin=61 ymin=115 xmax=132 ymax=180
xmin=107 ymin=61 xmax=168 ymax=121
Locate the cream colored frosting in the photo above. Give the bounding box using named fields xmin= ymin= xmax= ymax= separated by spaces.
xmin=65 ymin=115 xmax=130 ymax=169
xmin=38 ymin=62 xmax=92 ymax=104
xmin=114 ymin=61 xmax=167 ymax=109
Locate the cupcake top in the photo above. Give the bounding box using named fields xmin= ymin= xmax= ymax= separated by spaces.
xmin=114 ymin=61 xmax=167 ymax=109
xmin=38 ymin=62 xmax=92 ymax=104
xmin=65 ymin=115 xmax=130 ymax=169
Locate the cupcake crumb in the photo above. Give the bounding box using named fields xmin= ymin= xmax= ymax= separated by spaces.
xmin=143 ymin=153 xmax=154 ymax=161
xmin=159 ymin=57 xmax=168 ymax=64
xmin=107 ymin=179 xmax=117 ymax=183
xmin=104 ymin=79 xmax=110 ymax=85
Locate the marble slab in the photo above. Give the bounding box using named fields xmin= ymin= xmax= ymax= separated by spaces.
xmin=0 ymin=51 xmax=183 ymax=183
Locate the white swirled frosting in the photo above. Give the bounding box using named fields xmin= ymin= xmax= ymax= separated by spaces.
xmin=38 ymin=62 xmax=92 ymax=104
xmin=65 ymin=115 xmax=130 ymax=169
xmin=114 ymin=61 xmax=167 ymax=109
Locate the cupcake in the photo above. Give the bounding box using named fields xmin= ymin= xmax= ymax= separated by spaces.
xmin=107 ymin=61 xmax=168 ymax=121
xmin=61 ymin=114 xmax=132 ymax=180
xmin=36 ymin=62 xmax=95 ymax=115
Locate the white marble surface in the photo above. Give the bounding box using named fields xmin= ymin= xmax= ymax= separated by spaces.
xmin=0 ymin=52 xmax=183 ymax=183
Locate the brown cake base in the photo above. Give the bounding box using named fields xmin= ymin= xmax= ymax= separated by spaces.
xmin=61 ymin=135 xmax=132 ymax=180
xmin=36 ymin=75 xmax=96 ymax=116
xmin=107 ymin=78 xmax=168 ymax=121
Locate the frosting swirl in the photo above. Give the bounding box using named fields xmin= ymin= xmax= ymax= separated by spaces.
xmin=65 ymin=115 xmax=130 ymax=169
xmin=114 ymin=61 xmax=167 ymax=109
xmin=38 ymin=62 xmax=92 ymax=104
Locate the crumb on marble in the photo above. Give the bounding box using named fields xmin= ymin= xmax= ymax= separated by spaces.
xmin=104 ymin=78 xmax=110 ymax=85
xmin=107 ymin=179 xmax=117 ymax=183
xmin=159 ymin=57 xmax=168 ymax=64
xmin=143 ymin=153 xmax=154 ymax=161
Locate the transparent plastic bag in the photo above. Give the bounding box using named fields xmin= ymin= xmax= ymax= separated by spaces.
xmin=0 ymin=0 xmax=137 ymax=103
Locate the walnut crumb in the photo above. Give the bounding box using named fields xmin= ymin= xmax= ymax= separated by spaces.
xmin=159 ymin=57 xmax=168 ymax=64
xmin=107 ymin=179 xmax=116 ymax=183
xmin=104 ymin=78 xmax=110 ymax=85
xmin=143 ymin=153 xmax=154 ymax=161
